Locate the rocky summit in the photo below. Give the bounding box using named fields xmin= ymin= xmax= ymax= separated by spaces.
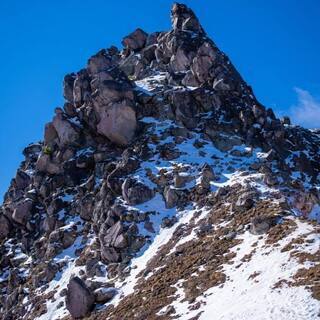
xmin=1 ymin=3 xmax=320 ymax=320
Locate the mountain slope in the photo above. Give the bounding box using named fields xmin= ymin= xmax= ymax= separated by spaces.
xmin=0 ymin=3 xmax=319 ymax=320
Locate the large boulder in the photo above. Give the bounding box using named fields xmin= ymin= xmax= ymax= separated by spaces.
xmin=191 ymin=42 xmax=217 ymax=83
xmin=122 ymin=178 xmax=154 ymax=205
xmin=122 ymin=28 xmax=148 ymax=51
xmin=87 ymin=49 xmax=113 ymax=75
xmin=36 ymin=153 xmax=62 ymax=175
xmin=91 ymin=68 xmax=133 ymax=106
xmin=44 ymin=122 xmax=58 ymax=146
xmin=97 ymin=101 xmax=137 ymax=146
xmin=52 ymin=111 xmax=80 ymax=147
xmin=99 ymin=221 xmax=125 ymax=263
xmin=100 ymin=221 xmax=126 ymax=249
xmin=12 ymin=199 xmax=34 ymax=225
xmin=14 ymin=170 xmax=31 ymax=190
xmin=66 ymin=277 xmax=95 ymax=319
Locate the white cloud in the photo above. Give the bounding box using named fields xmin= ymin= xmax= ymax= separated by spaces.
xmin=290 ymin=87 xmax=320 ymax=128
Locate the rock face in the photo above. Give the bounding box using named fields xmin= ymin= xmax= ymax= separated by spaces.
xmin=1 ymin=3 xmax=320 ymax=320
xmin=0 ymin=214 xmax=11 ymax=239
xmin=12 ymin=199 xmax=33 ymax=225
xmin=122 ymin=28 xmax=148 ymax=51
xmin=66 ymin=277 xmax=95 ymax=319
xmin=52 ymin=112 xmax=80 ymax=147
xmin=97 ymin=102 xmax=136 ymax=146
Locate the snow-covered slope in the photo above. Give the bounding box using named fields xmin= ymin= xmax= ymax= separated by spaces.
xmin=1 ymin=3 xmax=319 ymax=320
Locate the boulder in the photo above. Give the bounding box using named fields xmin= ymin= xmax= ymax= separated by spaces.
xmin=122 ymin=178 xmax=154 ymax=205
xmin=101 ymin=247 xmax=121 ymax=263
xmin=42 ymin=215 xmax=57 ymax=234
xmin=97 ymin=101 xmax=137 ymax=146
xmin=164 ymin=186 xmax=179 ymax=209
xmin=44 ymin=122 xmax=58 ymax=146
xmin=170 ymin=47 xmax=193 ymax=73
xmin=12 ymin=199 xmax=34 ymax=225
xmin=23 ymin=143 xmax=42 ymax=160
xmin=52 ymin=113 xmax=80 ymax=147
xmin=87 ymin=49 xmax=112 ymax=74
xmin=79 ymin=193 xmax=95 ymax=221
xmin=191 ymin=43 xmax=217 ymax=83
xmin=66 ymin=277 xmax=95 ymax=319
xmin=122 ymin=28 xmax=148 ymax=51
xmin=14 ymin=170 xmax=30 ymax=190
xmin=101 ymin=221 xmax=124 ymax=248
xmin=249 ymin=215 xmax=279 ymax=235
xmin=36 ymin=153 xmax=62 ymax=175
xmin=94 ymin=287 xmax=117 ymax=304
xmin=91 ymin=69 xmax=133 ymax=105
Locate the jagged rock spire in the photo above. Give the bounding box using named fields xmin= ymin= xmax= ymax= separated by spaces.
xmin=171 ymin=2 xmax=205 ymax=34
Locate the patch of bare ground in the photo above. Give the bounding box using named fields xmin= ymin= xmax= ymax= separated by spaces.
xmin=265 ymin=219 xmax=297 ymax=245
xmin=89 ymin=186 xmax=290 ymax=320
xmin=272 ymin=223 xmax=320 ymax=301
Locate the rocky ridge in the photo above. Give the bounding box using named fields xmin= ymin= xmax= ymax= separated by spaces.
xmin=0 ymin=3 xmax=319 ymax=320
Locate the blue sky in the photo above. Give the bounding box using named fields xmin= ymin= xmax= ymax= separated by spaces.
xmin=0 ymin=0 xmax=320 ymax=199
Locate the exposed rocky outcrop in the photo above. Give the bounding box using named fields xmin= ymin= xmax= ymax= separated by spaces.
xmin=0 ymin=3 xmax=319 ymax=320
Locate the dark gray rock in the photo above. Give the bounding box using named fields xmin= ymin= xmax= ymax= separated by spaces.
xmin=171 ymin=3 xmax=205 ymax=34
xmin=52 ymin=112 xmax=80 ymax=147
xmin=14 ymin=170 xmax=31 ymax=190
xmin=122 ymin=28 xmax=148 ymax=51
xmin=12 ymin=199 xmax=34 ymax=225
xmin=96 ymin=101 xmax=137 ymax=146
xmin=66 ymin=277 xmax=94 ymax=319
xmin=87 ymin=49 xmax=113 ymax=74
xmin=122 ymin=178 xmax=154 ymax=205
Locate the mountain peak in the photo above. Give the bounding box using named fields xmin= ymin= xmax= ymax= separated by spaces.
xmin=171 ymin=2 xmax=205 ymax=34
xmin=1 ymin=3 xmax=319 ymax=320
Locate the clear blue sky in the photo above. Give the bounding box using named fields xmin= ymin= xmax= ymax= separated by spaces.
xmin=1 ymin=0 xmax=320 ymax=200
